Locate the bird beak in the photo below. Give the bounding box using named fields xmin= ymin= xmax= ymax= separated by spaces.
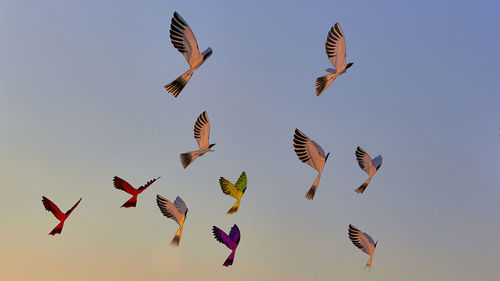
xmin=209 ymin=143 xmax=216 ymax=149
xmin=374 ymin=241 xmax=378 ymax=248
xmin=346 ymin=62 xmax=353 ymax=69
xmin=325 ymin=152 xmax=330 ymax=162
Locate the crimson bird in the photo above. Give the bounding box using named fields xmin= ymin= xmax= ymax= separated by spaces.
xmin=42 ymin=196 xmax=82 ymax=236
xmin=113 ymin=176 xmax=160 ymax=208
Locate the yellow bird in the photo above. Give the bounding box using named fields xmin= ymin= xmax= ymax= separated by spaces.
xmin=219 ymin=172 xmax=247 ymax=214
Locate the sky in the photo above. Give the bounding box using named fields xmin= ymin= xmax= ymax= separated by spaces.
xmin=1 ymin=0 xmax=500 ymax=280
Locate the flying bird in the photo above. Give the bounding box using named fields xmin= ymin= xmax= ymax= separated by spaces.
xmin=212 ymin=224 xmax=240 ymax=267
xmin=165 ymin=11 xmax=213 ymax=97
xmin=156 ymin=195 xmax=188 ymax=247
xmin=180 ymin=111 xmax=215 ymax=168
xmin=113 ymin=176 xmax=160 ymax=208
xmin=315 ymin=23 xmax=353 ymax=96
xmin=293 ymin=128 xmax=330 ymax=200
xmin=219 ymin=171 xmax=247 ymax=214
xmin=348 ymin=224 xmax=377 ymax=268
xmin=354 ymin=146 xmax=382 ymax=193
xmin=42 ymin=196 xmax=82 ymax=236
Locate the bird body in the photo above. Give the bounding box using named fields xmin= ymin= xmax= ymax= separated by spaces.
xmin=165 ymin=12 xmax=213 ymax=97
xmin=315 ymin=23 xmax=353 ymax=96
xmin=348 ymin=224 xmax=377 ymax=267
xmin=180 ymin=111 xmax=215 ymax=168
xmin=219 ymin=171 xmax=247 ymax=214
xmin=113 ymin=176 xmax=160 ymax=207
xmin=42 ymin=196 xmax=82 ymax=235
xmin=354 ymin=146 xmax=382 ymax=193
xmin=212 ymin=224 xmax=240 ymax=266
xmin=156 ymin=195 xmax=188 ymax=247
xmin=293 ymin=129 xmax=330 ymax=199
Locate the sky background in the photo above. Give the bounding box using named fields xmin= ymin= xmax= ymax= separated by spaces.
xmin=1 ymin=0 xmax=499 ymax=280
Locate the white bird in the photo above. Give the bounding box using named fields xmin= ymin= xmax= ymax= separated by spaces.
xmin=165 ymin=12 xmax=213 ymax=97
xmin=348 ymin=224 xmax=377 ymax=268
xmin=293 ymin=128 xmax=330 ymax=200
xmin=180 ymin=111 xmax=215 ymax=168
xmin=355 ymin=146 xmax=382 ymax=193
xmin=156 ymin=195 xmax=188 ymax=247
xmin=315 ymin=23 xmax=353 ymax=96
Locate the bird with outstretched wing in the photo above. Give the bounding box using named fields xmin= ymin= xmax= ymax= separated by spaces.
xmin=42 ymin=196 xmax=82 ymax=236
xmin=212 ymin=224 xmax=240 ymax=267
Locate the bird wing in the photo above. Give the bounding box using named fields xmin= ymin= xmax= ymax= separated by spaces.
xmin=194 ymin=111 xmax=210 ymax=149
xmin=219 ymin=177 xmax=240 ymax=199
xmin=212 ymin=226 xmax=235 ymax=249
xmin=293 ymin=128 xmax=326 ymax=172
xmin=355 ymin=146 xmax=375 ymax=176
xmin=173 ymin=196 xmax=188 ymax=215
xmin=113 ymin=176 xmax=137 ymax=195
xmin=325 ymin=23 xmax=347 ymax=70
xmin=65 ymin=198 xmax=82 ymax=216
xmin=234 ymin=171 xmax=247 ymax=193
xmin=42 ymin=196 xmax=65 ymax=221
xmin=138 ymin=177 xmax=160 ymax=192
xmin=348 ymin=224 xmax=375 ymax=256
xmin=156 ymin=195 xmax=183 ymax=225
xmin=170 ymin=12 xmax=202 ymax=67
xmin=372 ymin=155 xmax=383 ymax=171
xmin=228 ymin=224 xmax=241 ymax=245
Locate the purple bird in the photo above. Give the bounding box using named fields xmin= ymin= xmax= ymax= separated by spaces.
xmin=212 ymin=224 xmax=240 ymax=267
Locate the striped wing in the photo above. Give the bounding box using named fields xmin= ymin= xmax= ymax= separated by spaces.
xmin=212 ymin=226 xmax=234 ymax=249
xmin=156 ymin=195 xmax=183 ymax=225
xmin=138 ymin=177 xmax=160 ymax=192
xmin=219 ymin=177 xmax=240 ymax=199
xmin=194 ymin=111 xmax=210 ymax=149
xmin=42 ymin=196 xmax=65 ymax=220
xmin=234 ymin=171 xmax=247 ymax=193
xmin=325 ymin=23 xmax=346 ymax=70
xmin=113 ymin=176 xmax=137 ymax=195
xmin=170 ymin=12 xmax=202 ymax=66
xmin=65 ymin=198 xmax=82 ymax=216
xmin=348 ymin=224 xmax=375 ymax=255
xmin=355 ymin=146 xmax=375 ymax=176
xmin=173 ymin=196 xmax=188 ymax=215
xmin=293 ymin=129 xmax=326 ymax=172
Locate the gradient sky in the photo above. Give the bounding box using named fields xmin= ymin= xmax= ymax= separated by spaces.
xmin=1 ymin=0 xmax=500 ymax=280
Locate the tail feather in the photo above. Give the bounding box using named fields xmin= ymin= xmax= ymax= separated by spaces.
xmin=227 ymin=200 xmax=240 ymax=214
xmin=315 ymin=73 xmax=336 ymax=96
xmin=355 ymin=178 xmax=371 ymax=194
xmin=305 ymin=173 xmax=321 ymax=200
xmin=121 ymin=196 xmax=137 ymax=208
xmin=223 ymin=251 xmax=235 ymax=267
xmin=164 ymin=70 xmax=193 ymax=98
xmin=366 ymin=255 xmax=373 ymax=268
xmin=170 ymin=227 xmax=183 ymax=247
xmin=180 ymin=151 xmax=199 ymax=169
xmin=49 ymin=221 xmax=64 ymax=236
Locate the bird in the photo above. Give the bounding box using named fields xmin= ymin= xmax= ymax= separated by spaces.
xmin=180 ymin=111 xmax=215 ymax=168
xmin=293 ymin=128 xmax=330 ymax=200
xmin=212 ymin=224 xmax=240 ymax=267
xmin=354 ymin=146 xmax=382 ymax=193
xmin=41 ymin=196 xmax=82 ymax=236
xmin=164 ymin=11 xmax=213 ymax=97
xmin=348 ymin=224 xmax=377 ymax=268
xmin=219 ymin=171 xmax=247 ymax=214
xmin=156 ymin=195 xmax=188 ymax=247
xmin=113 ymin=176 xmax=160 ymax=208
xmin=315 ymin=22 xmax=353 ymax=96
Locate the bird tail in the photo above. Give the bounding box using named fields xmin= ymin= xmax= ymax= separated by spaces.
xmin=315 ymin=73 xmax=336 ymax=96
xmin=49 ymin=221 xmax=64 ymax=236
xmin=223 ymin=250 xmax=235 ymax=267
xmin=164 ymin=69 xmax=194 ymax=98
xmin=180 ymin=151 xmax=200 ymax=169
xmin=355 ymin=178 xmax=371 ymax=194
xmin=365 ymin=255 xmax=373 ymax=268
xmin=170 ymin=226 xmax=183 ymax=247
xmin=227 ymin=200 xmax=240 ymax=214
xmin=121 ymin=196 xmax=137 ymax=208
xmin=305 ymin=173 xmax=322 ymax=200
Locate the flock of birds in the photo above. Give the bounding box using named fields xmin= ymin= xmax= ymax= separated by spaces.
xmin=42 ymin=11 xmax=383 ymax=268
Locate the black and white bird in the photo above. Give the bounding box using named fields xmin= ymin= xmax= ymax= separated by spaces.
xmin=156 ymin=195 xmax=188 ymax=247
xmin=348 ymin=224 xmax=377 ymax=268
xmin=355 ymin=146 xmax=382 ymax=193
xmin=180 ymin=111 xmax=215 ymax=168
xmin=293 ymin=129 xmax=330 ymax=200
xmin=165 ymin=12 xmax=213 ymax=97
xmin=315 ymin=23 xmax=353 ymax=96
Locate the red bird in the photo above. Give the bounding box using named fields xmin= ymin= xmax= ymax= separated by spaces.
xmin=113 ymin=176 xmax=160 ymax=208
xmin=42 ymin=196 xmax=82 ymax=236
